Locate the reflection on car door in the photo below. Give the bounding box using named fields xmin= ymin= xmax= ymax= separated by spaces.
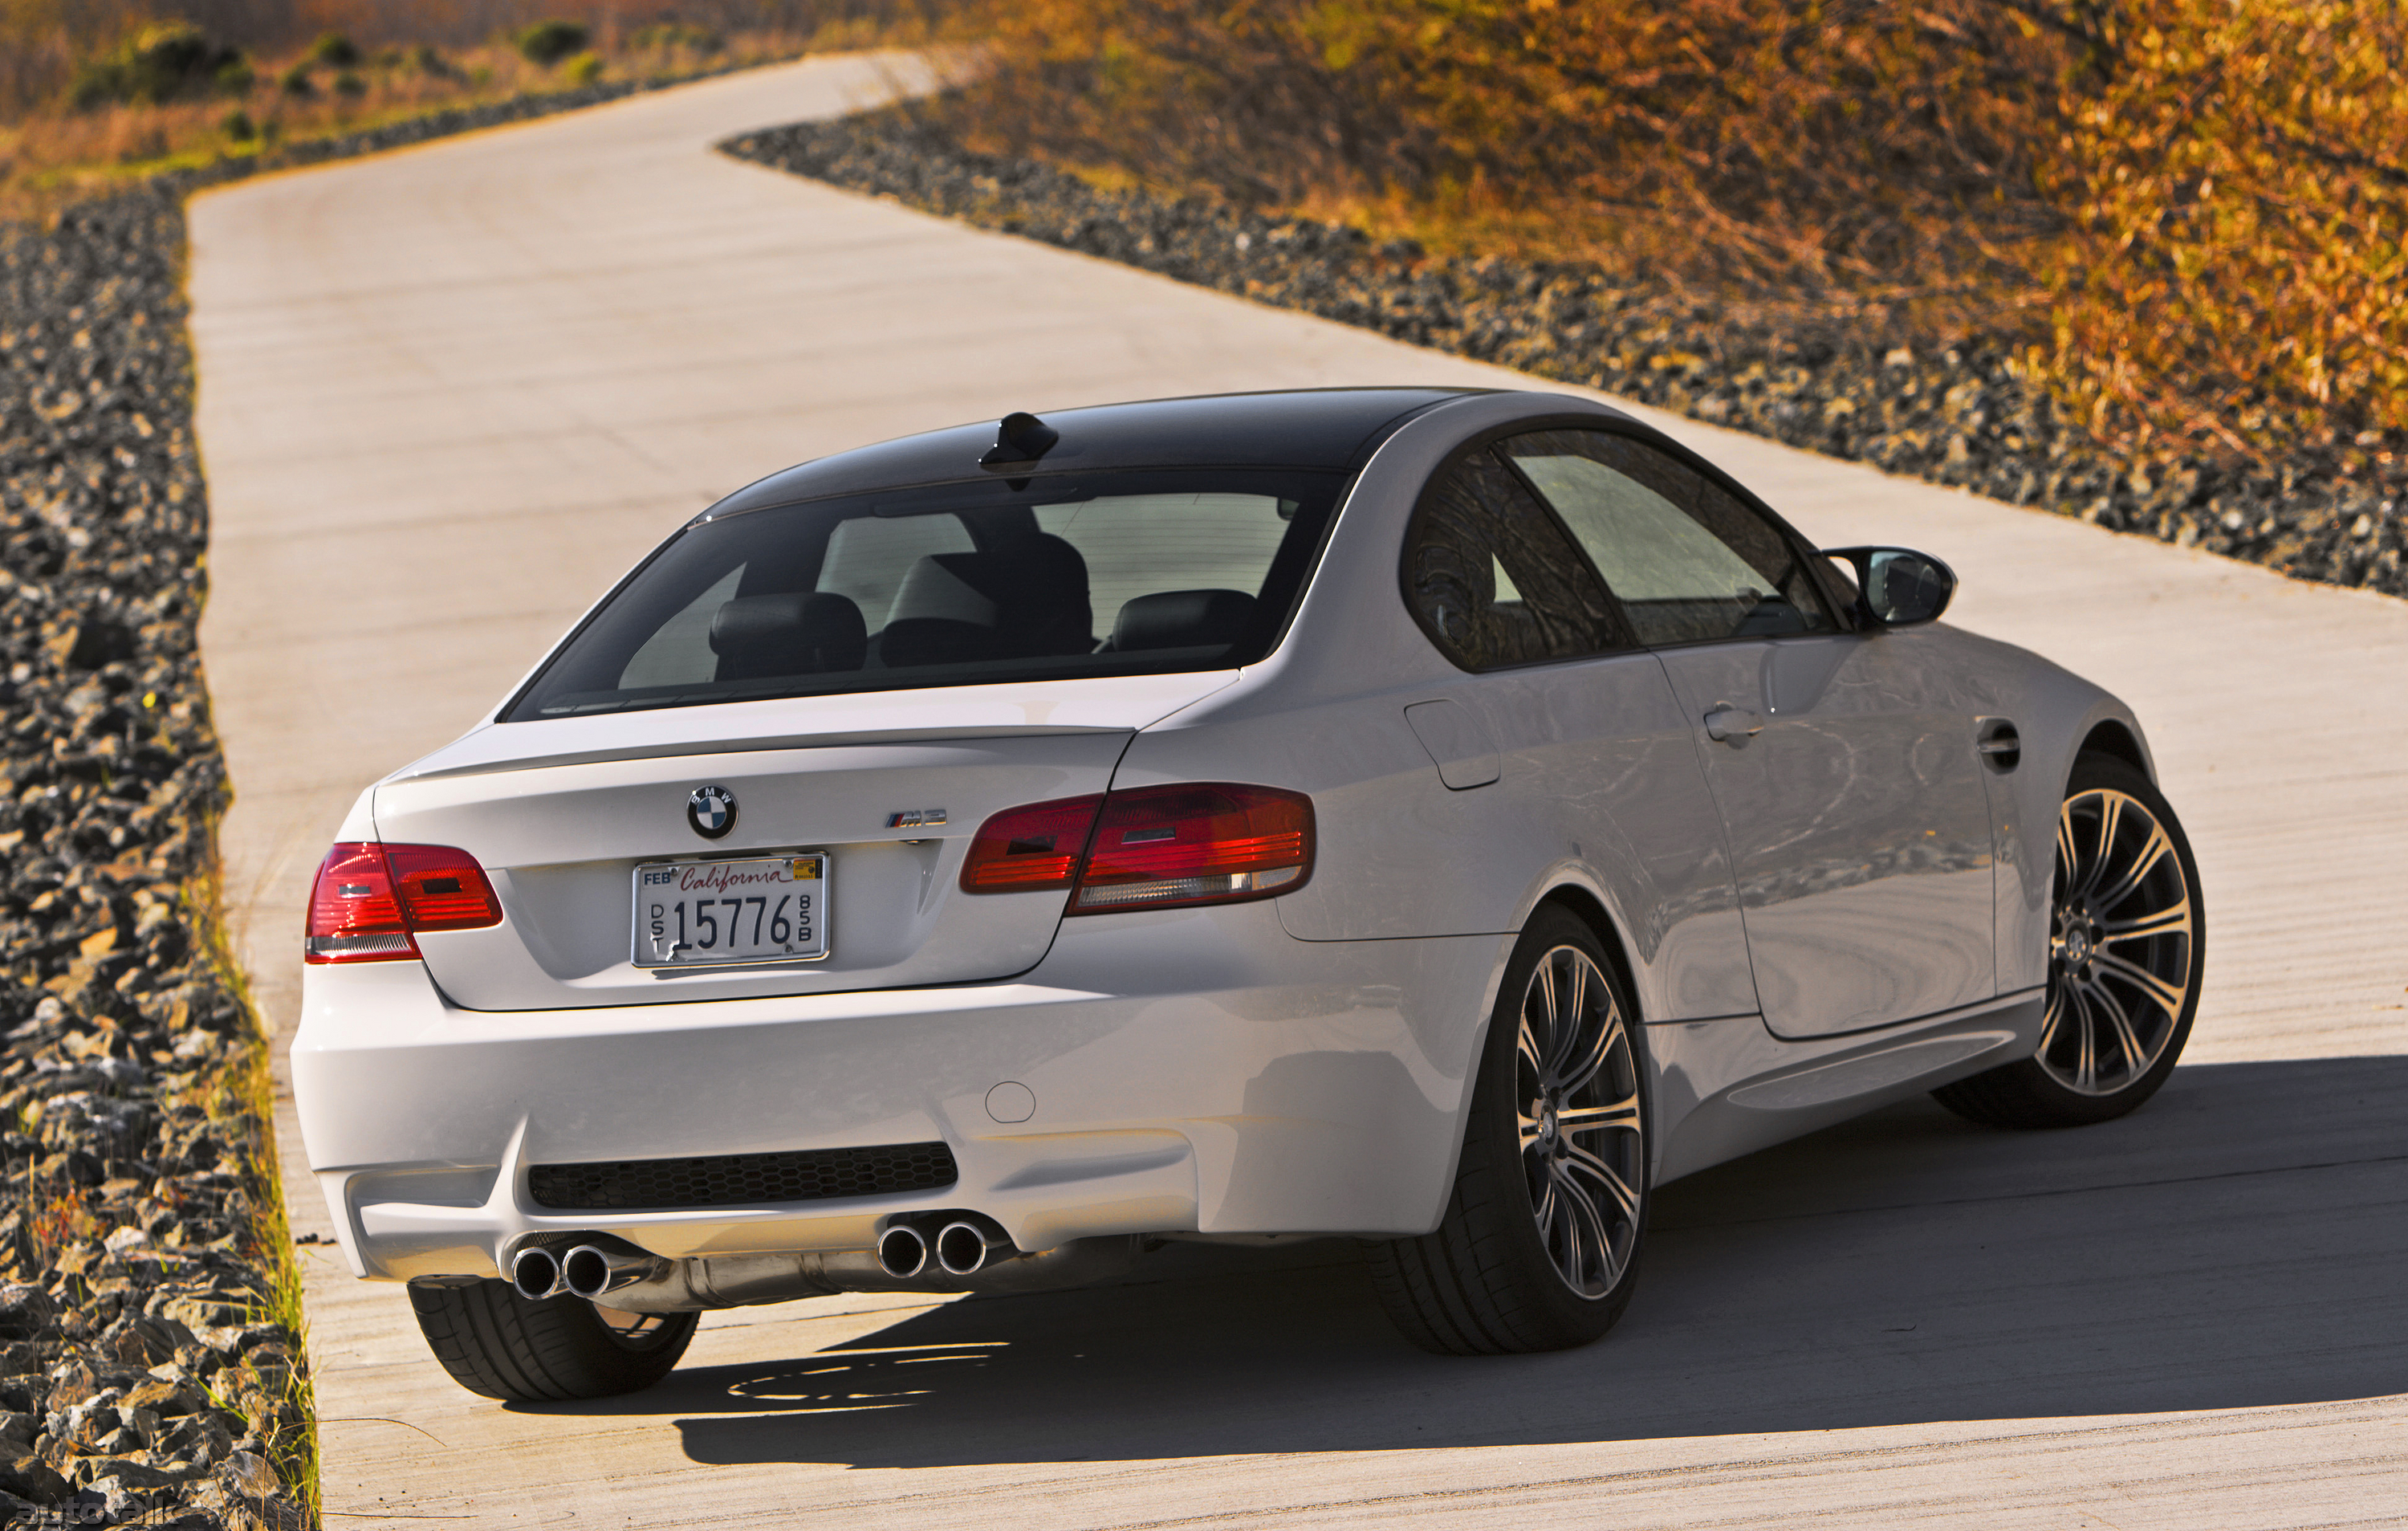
xmin=1373 ymin=446 xmax=1758 ymax=1022
xmin=1502 ymin=430 xmax=1995 ymax=1039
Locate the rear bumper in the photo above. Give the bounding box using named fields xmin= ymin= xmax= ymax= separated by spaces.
xmin=291 ymin=902 xmax=1511 ymax=1280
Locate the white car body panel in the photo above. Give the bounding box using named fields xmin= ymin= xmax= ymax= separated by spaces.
xmin=1654 ymin=628 xmax=2000 ymax=1037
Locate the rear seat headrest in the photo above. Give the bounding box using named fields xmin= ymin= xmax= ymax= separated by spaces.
xmin=1111 ymin=588 xmax=1256 ymax=652
xmin=710 ymin=592 xmax=867 ymax=678
xmin=885 ymin=535 xmax=1093 ymax=660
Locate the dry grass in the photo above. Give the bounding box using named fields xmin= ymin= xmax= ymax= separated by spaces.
xmin=2032 ymin=1 xmax=2408 ymax=463
xmin=183 ymin=843 xmax=320 ymax=1518
xmin=0 ymin=1 xmax=962 ymax=221
xmin=936 ymin=0 xmax=2406 ymax=476
xmin=940 ymin=0 xmax=2075 ymax=340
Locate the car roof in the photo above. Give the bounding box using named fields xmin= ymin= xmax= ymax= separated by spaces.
xmin=699 ymin=387 xmax=1492 ymax=519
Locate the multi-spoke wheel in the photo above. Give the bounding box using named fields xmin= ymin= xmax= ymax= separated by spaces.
xmin=1935 ymin=751 xmax=2204 ymax=1128
xmin=1366 ymin=906 xmax=1650 ymax=1354
xmin=1515 ymin=943 xmax=1645 ymax=1299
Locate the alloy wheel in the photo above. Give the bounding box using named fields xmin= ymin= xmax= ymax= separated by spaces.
xmin=2042 ymin=787 xmax=2198 ymax=1096
xmin=1514 ymin=945 xmax=1645 ymax=1298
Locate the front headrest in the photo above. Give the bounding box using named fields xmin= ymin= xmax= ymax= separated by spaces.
xmin=710 ymin=592 xmax=868 ymax=677
xmin=884 ymin=535 xmax=1092 ymax=659
xmin=1111 ymin=588 xmax=1257 ymax=651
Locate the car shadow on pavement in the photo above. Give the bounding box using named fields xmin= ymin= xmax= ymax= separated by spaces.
xmin=546 ymin=1054 xmax=2408 ymax=1467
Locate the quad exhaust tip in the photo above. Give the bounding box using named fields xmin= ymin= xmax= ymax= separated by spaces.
xmin=563 ymin=1243 xmax=668 ymax=1301
xmin=877 ymin=1224 xmax=929 ymax=1279
xmin=510 ymin=1245 xmax=566 ymax=1301
xmin=936 ymin=1220 xmax=997 ymax=1277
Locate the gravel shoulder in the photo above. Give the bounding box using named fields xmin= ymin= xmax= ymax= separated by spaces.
xmin=2 ymin=189 xmax=307 ymax=1528
xmin=723 ymin=110 xmax=2404 ymax=605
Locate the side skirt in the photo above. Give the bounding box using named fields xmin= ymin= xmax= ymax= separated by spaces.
xmin=1649 ymin=988 xmax=2046 ymax=1184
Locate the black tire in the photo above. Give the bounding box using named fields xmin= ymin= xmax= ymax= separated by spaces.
xmin=1934 ymin=751 xmax=2205 ymax=1129
xmin=407 ymin=1276 xmax=698 ymax=1401
xmin=1365 ymin=906 xmax=1650 ymax=1355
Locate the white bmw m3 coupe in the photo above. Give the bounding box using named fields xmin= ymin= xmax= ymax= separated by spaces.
xmin=290 ymin=388 xmax=2203 ymax=1400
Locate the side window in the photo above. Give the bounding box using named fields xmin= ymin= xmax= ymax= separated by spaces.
xmin=1402 ymin=449 xmax=1622 ymax=670
xmin=1502 ymin=430 xmax=1836 ymax=646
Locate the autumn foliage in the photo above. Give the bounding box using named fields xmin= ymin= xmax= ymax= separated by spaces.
xmin=942 ymin=0 xmax=2406 ymax=470
xmin=2036 ymin=2 xmax=2408 ymax=458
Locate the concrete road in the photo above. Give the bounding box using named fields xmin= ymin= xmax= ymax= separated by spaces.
xmin=186 ymin=52 xmax=2408 ymax=1529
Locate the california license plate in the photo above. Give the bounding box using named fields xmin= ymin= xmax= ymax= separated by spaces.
xmin=633 ymin=853 xmax=828 ymax=967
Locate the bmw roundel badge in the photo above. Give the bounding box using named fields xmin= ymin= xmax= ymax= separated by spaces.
xmin=686 ymin=785 xmax=737 ymax=840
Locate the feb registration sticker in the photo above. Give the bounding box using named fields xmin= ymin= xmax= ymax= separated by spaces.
xmin=633 ymin=853 xmax=828 ymax=967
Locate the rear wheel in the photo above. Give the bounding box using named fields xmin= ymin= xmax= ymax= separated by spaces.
xmin=407 ymin=1276 xmax=698 ymax=1401
xmin=1934 ymin=751 xmax=2204 ymax=1128
xmin=1366 ymin=906 xmax=1650 ymax=1354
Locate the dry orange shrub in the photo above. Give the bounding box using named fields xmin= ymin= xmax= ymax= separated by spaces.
xmin=949 ymin=0 xmax=2406 ymax=466
xmin=2033 ymin=0 xmax=2408 ymax=459
xmin=950 ymin=0 xmax=2076 ymax=319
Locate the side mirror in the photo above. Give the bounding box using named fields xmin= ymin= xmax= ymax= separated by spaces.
xmin=1823 ymin=546 xmax=1957 ymax=628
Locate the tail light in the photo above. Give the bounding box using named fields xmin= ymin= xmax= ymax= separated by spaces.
xmin=958 ymin=796 xmax=1102 ymax=893
xmin=959 ymin=783 xmax=1312 ymax=914
xmin=306 ymin=842 xmax=502 ymax=963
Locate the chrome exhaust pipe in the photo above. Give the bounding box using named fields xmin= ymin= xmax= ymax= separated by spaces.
xmin=563 ymin=1244 xmax=670 ymax=1301
xmin=510 ymin=1245 xmax=566 ymax=1301
xmin=935 ymin=1220 xmax=1002 ymax=1277
xmin=876 ymin=1224 xmax=928 ymax=1279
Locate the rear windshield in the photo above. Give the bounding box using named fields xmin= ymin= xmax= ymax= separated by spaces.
xmin=503 ymin=469 xmax=1347 ymax=720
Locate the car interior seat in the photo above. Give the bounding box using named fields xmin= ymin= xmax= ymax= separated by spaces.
xmin=880 ymin=533 xmax=1092 ymax=666
xmin=709 ymin=592 xmax=868 ymax=680
xmin=1104 ymin=588 xmax=1257 ymax=652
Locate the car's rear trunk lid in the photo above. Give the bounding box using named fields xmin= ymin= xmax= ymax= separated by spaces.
xmin=373 ymin=731 xmax=1131 ymax=1010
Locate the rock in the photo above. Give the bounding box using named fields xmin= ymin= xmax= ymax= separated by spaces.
xmin=221 ymin=1448 xmax=277 ymax=1497
xmin=42 ymin=1361 xmax=97 ymax=1417
xmin=0 ymin=1451 xmax=70 ymax=1505
xmin=120 ymin=1373 xmax=204 ymax=1418
xmin=99 ymin=1313 xmax=182 ymax=1368
xmin=80 ymin=1452 xmax=200 ymax=1489
xmin=0 ymin=1285 xmax=55 ymax=1339
xmin=161 ymin=1295 xmax=245 ymax=1331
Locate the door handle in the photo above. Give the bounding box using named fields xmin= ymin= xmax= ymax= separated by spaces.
xmin=1976 ymin=717 xmax=2021 ymax=772
xmin=1703 ymin=705 xmax=1764 ymax=745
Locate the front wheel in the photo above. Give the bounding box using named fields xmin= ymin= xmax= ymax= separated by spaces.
xmin=1934 ymin=751 xmax=2205 ymax=1128
xmin=408 ymin=1276 xmax=698 ymax=1401
xmin=1366 ymin=906 xmax=1650 ymax=1355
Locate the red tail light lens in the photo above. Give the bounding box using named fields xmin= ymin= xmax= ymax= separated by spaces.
xmin=959 ymin=783 xmax=1313 ymax=913
xmin=306 ymin=842 xmax=502 ymax=963
xmin=307 ymin=844 xmax=411 ymax=963
xmin=958 ymin=796 xmax=1104 ymax=893
xmin=1073 ymin=784 xmax=1313 ymax=913
xmin=384 ymin=845 xmax=505 ymax=930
